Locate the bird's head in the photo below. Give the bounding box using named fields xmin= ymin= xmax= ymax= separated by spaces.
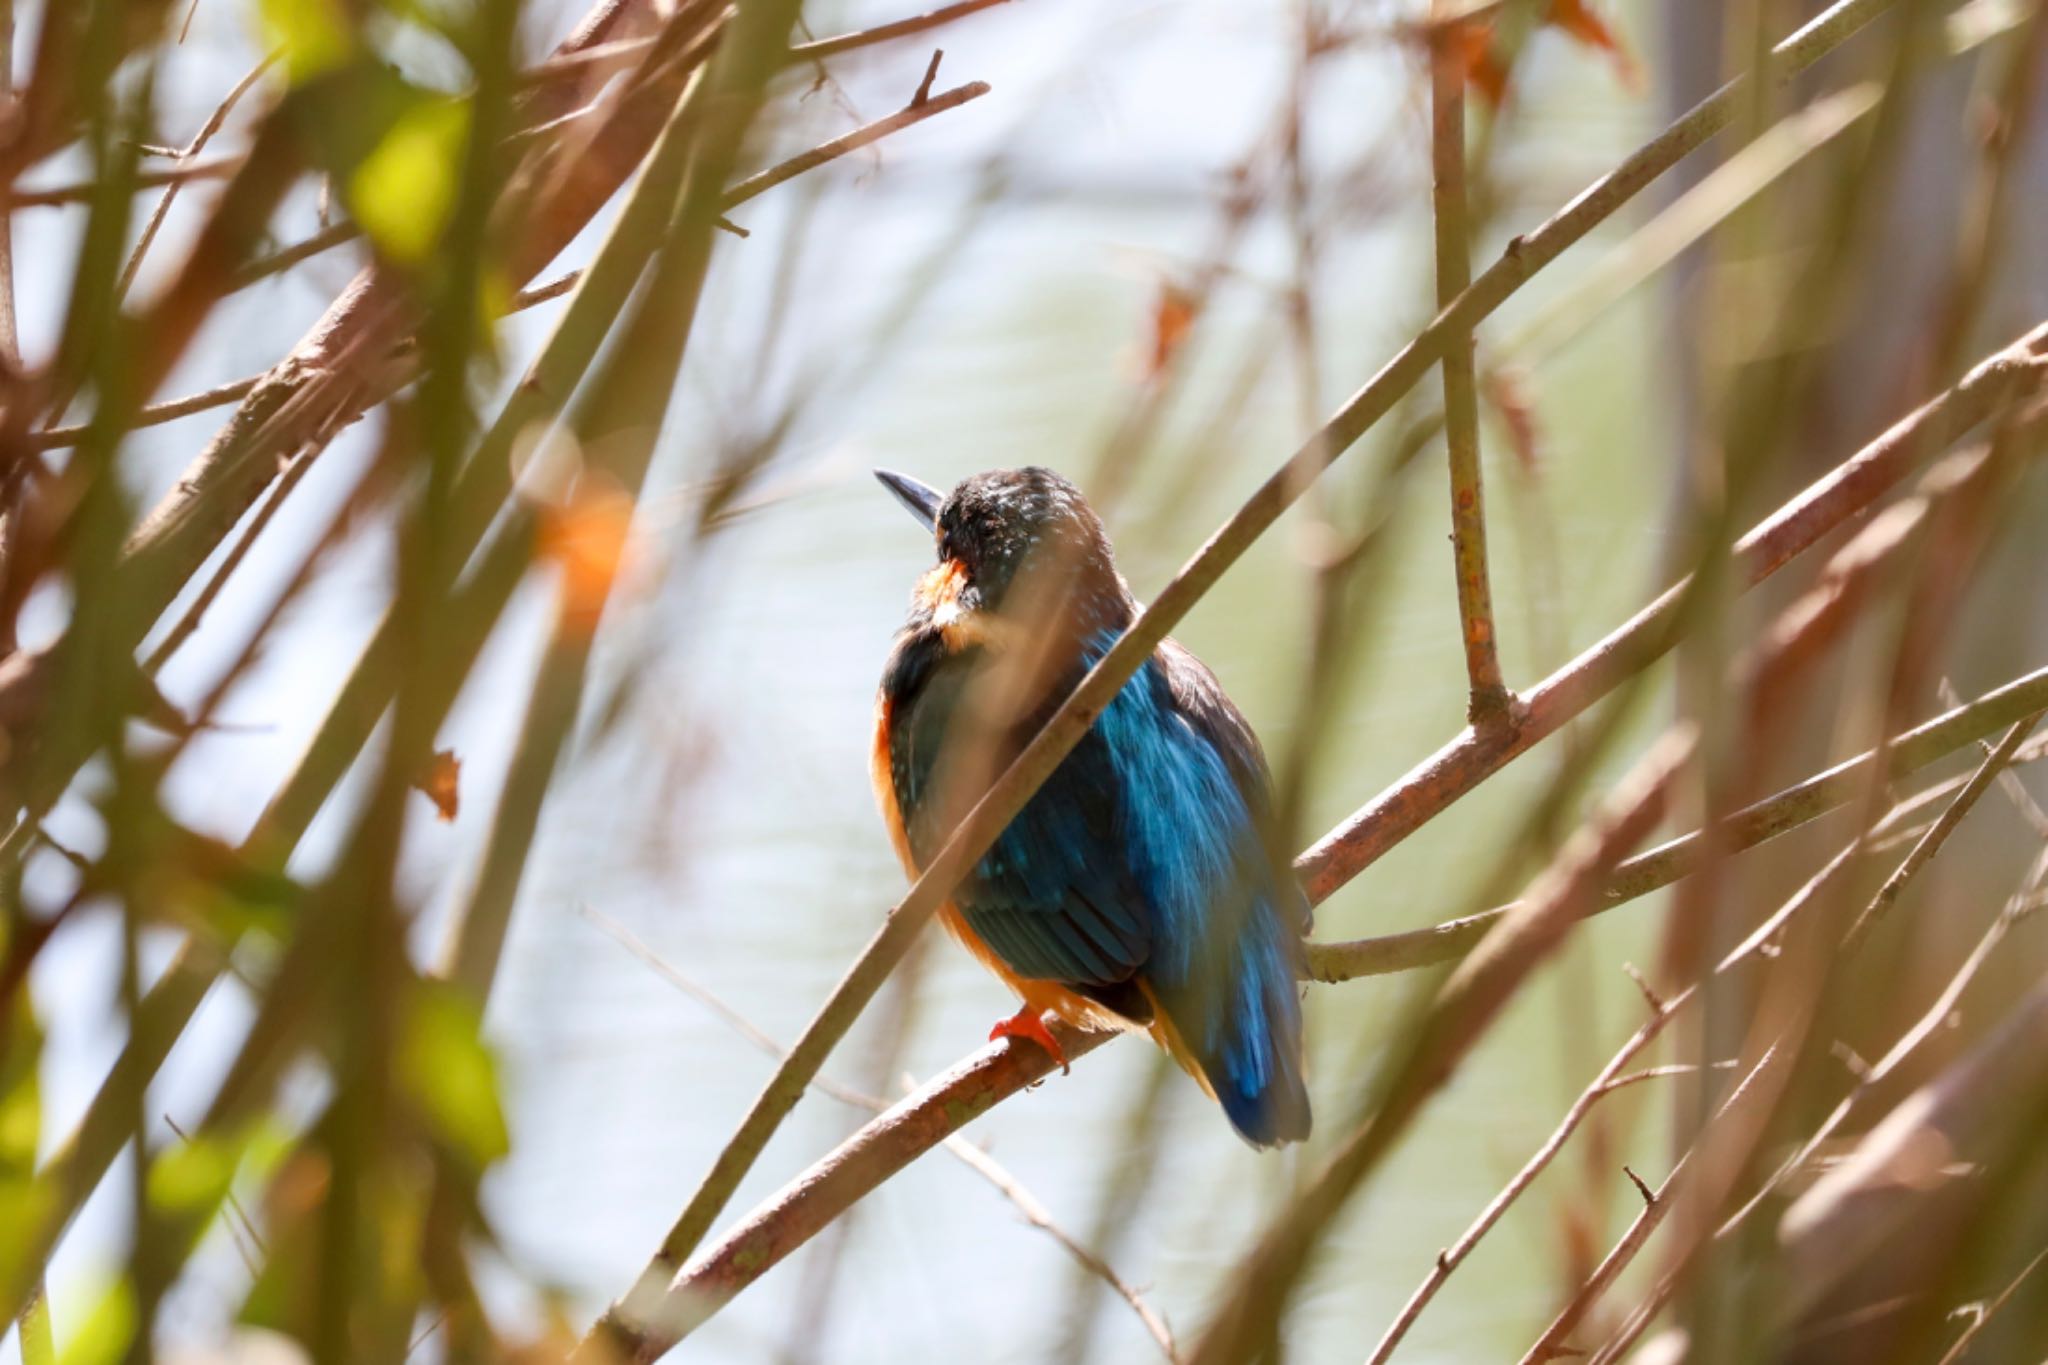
xmin=876 ymin=466 xmax=1129 ymax=637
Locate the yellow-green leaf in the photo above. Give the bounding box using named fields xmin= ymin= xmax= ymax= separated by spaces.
xmin=56 ymin=1280 xmax=136 ymax=1365
xmin=348 ymin=99 xmax=471 ymax=265
xmin=147 ymin=1132 xmax=238 ymax=1218
xmin=258 ymin=0 xmax=356 ymax=84
xmin=399 ymin=985 xmax=509 ymax=1166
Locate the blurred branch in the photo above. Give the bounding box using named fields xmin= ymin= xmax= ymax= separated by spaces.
xmin=1720 ymin=841 xmax=2048 ymax=1245
xmin=1367 ymin=965 xmax=1687 ymax=1364
xmin=599 ymin=6 xmax=1918 ymax=1341
xmin=1518 ymin=1047 xmax=1787 ymax=1364
xmin=1844 ymin=710 xmax=2045 ymax=945
xmin=1297 ymin=318 xmax=2048 ymax=903
xmin=1309 ymin=664 xmax=2048 ymax=980
xmin=718 ymin=73 xmax=991 ymax=213
xmin=9 ymin=153 xmax=239 ymax=208
xmin=115 ymin=53 xmax=276 ymax=299
xmin=1776 ymin=978 xmax=2048 ymax=1322
xmin=787 ymin=0 xmax=1015 ymax=62
xmin=938 ymin=1135 xmax=1180 ymax=1364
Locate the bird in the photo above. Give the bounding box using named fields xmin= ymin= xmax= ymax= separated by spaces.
xmin=870 ymin=465 xmax=1311 ymax=1147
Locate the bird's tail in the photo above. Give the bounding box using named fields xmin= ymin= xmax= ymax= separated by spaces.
xmin=1144 ymin=900 xmax=1311 ymax=1147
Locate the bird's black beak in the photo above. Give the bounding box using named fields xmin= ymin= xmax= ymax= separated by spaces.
xmin=874 ymin=469 xmax=943 ymax=531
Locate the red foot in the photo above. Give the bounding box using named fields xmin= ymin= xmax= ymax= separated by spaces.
xmin=989 ymin=1005 xmax=1069 ymax=1074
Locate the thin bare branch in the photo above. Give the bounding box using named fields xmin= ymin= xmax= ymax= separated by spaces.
xmin=1844 ymin=710 xmax=2046 ymax=945
xmin=1935 ymin=1243 xmax=2048 ymax=1365
xmin=12 ymin=153 xmax=240 ymax=208
xmin=787 ymin=0 xmax=1015 ymax=62
xmin=1516 ymin=1048 xmax=1786 ymax=1365
xmin=718 ymin=77 xmax=992 ymax=211
xmin=116 ymin=53 xmax=276 ymax=299
xmin=1428 ymin=10 xmax=1509 ymax=725
xmin=1367 ymin=974 xmax=1688 ymax=1365
xmin=1311 ymin=664 xmax=2048 ymax=981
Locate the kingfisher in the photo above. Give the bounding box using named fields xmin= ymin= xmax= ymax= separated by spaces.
xmin=871 ymin=466 xmax=1311 ymax=1146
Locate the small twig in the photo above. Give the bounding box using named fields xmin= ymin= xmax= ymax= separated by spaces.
xmin=117 ymin=53 xmax=276 ymax=299
xmin=141 ymin=441 xmax=319 ymax=675
xmin=1366 ymin=982 xmax=1688 ymax=1364
xmin=934 ymin=1131 xmax=1179 ymax=1363
xmin=1594 ymin=1060 xmax=1734 ymax=1096
xmin=1844 ymin=709 xmax=2046 ymax=946
xmin=29 ymin=373 xmax=263 ymax=451
xmin=718 ymin=77 xmax=991 ymax=211
xmin=912 ymin=49 xmax=943 ymax=105
xmin=579 ymin=905 xmax=884 ymax=1111
xmin=1941 ymin=676 xmax=2048 ymax=836
xmin=161 ymin=1114 xmax=266 ymax=1273
xmin=1935 ymin=1243 xmax=2048 ymax=1365
xmin=786 ymin=0 xmax=1013 ymax=63
xmin=232 ymin=219 xmax=362 ymax=289
xmin=1516 ymin=1048 xmax=1782 ymax=1365
xmin=1620 ymin=961 xmax=1663 ymax=1014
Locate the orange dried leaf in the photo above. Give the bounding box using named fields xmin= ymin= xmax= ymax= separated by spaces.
xmin=1146 ymin=282 xmax=1197 ymax=380
xmin=1549 ymin=0 xmax=1616 ymax=51
xmin=542 ymin=476 xmax=637 ymax=632
xmin=1548 ymin=0 xmax=1643 ymax=91
xmin=1444 ymin=19 xmax=1507 ymax=107
xmin=416 ymin=749 xmax=461 ymax=822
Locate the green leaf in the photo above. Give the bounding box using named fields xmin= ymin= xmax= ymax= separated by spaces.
xmin=257 ymin=0 xmax=357 ymax=84
xmin=56 ymin=1280 xmax=135 ymax=1365
xmin=147 ymin=1132 xmax=239 ymax=1219
xmin=0 ymin=994 xmax=42 ymax=1174
xmin=348 ymin=97 xmax=471 ymax=265
xmin=399 ymin=985 xmax=509 ymax=1166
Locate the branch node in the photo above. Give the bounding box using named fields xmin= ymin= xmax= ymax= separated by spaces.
xmin=913 ymin=48 xmax=944 ymax=106
xmin=1620 ymin=962 xmax=1665 ymax=1015
xmin=1622 ymin=1165 xmax=1655 ymax=1208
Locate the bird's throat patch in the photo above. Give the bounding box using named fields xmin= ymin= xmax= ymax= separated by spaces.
xmin=916 ymin=558 xmax=1005 ymax=652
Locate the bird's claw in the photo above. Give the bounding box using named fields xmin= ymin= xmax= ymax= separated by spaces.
xmin=990 ymin=1006 xmax=1069 ymax=1074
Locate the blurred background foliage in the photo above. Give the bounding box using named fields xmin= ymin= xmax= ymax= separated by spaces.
xmin=0 ymin=0 xmax=2044 ymax=1361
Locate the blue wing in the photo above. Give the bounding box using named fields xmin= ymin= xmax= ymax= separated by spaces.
xmin=887 ymin=635 xmax=1153 ymax=989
